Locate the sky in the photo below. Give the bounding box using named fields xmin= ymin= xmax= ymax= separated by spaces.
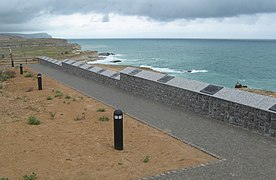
xmin=0 ymin=0 xmax=276 ymax=39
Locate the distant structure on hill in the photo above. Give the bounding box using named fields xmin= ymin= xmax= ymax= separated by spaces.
xmin=0 ymin=33 xmax=52 ymax=39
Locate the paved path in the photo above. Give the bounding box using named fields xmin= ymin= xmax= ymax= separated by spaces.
xmin=31 ymin=64 xmax=276 ymax=180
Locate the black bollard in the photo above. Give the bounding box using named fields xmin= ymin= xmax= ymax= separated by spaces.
xmin=11 ymin=53 xmax=14 ymax=67
xmin=20 ymin=64 xmax=23 ymax=74
xmin=114 ymin=109 xmax=123 ymax=150
xmin=37 ymin=73 xmax=42 ymax=90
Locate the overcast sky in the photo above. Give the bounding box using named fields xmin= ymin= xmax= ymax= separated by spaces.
xmin=1 ymin=0 xmax=276 ymax=39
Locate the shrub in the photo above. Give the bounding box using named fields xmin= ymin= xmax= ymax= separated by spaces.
xmin=97 ymin=108 xmax=105 ymax=112
xmin=49 ymin=112 xmax=56 ymax=119
xmin=24 ymin=72 xmax=33 ymax=78
xmin=27 ymin=116 xmax=41 ymax=125
xmin=143 ymin=155 xmax=150 ymax=163
xmin=54 ymin=90 xmax=63 ymax=98
xmin=0 ymin=70 xmax=16 ymax=82
xmin=65 ymin=95 xmax=71 ymax=99
xmin=99 ymin=116 xmax=109 ymax=122
xmin=23 ymin=172 xmax=37 ymax=180
xmin=46 ymin=96 xmax=52 ymax=100
xmin=0 ymin=177 xmax=9 ymax=180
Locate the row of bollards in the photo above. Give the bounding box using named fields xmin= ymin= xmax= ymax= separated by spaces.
xmin=18 ymin=64 xmax=123 ymax=151
xmin=19 ymin=64 xmax=43 ymax=91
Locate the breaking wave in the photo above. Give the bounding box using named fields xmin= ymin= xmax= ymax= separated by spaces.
xmin=140 ymin=65 xmax=208 ymax=74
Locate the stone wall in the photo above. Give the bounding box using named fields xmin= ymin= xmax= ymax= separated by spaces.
xmin=60 ymin=59 xmax=120 ymax=87
xmin=38 ymin=56 xmax=62 ymax=70
xmin=38 ymin=56 xmax=276 ymax=138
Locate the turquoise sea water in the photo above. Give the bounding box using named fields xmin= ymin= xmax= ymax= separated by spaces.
xmin=69 ymin=39 xmax=276 ymax=91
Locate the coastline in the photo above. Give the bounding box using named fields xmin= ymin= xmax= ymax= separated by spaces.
xmin=65 ymin=51 xmax=276 ymax=98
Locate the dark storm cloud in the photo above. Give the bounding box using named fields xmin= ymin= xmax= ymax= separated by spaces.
xmin=1 ymin=0 xmax=276 ymax=31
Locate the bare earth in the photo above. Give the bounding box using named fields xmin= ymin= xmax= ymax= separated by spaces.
xmin=0 ymin=67 xmax=216 ymax=179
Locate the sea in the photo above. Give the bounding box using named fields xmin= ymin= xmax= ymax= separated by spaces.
xmin=69 ymin=39 xmax=276 ymax=92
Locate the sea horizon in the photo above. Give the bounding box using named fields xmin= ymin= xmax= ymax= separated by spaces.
xmin=68 ymin=38 xmax=276 ymax=41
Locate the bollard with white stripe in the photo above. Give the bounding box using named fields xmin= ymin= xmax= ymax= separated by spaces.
xmin=114 ymin=109 xmax=123 ymax=150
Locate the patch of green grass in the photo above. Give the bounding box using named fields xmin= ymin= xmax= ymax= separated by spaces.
xmin=49 ymin=112 xmax=56 ymax=119
xmin=54 ymin=90 xmax=63 ymax=98
xmin=23 ymin=172 xmax=37 ymax=180
xmin=99 ymin=116 xmax=109 ymax=122
xmin=46 ymin=96 xmax=53 ymax=100
xmin=0 ymin=177 xmax=9 ymax=180
xmin=74 ymin=114 xmax=85 ymax=121
xmin=143 ymin=155 xmax=150 ymax=163
xmin=23 ymin=70 xmax=28 ymax=73
xmin=0 ymin=70 xmax=16 ymax=82
xmin=24 ymin=72 xmax=33 ymax=78
xmin=97 ymin=108 xmax=106 ymax=112
xmin=65 ymin=95 xmax=71 ymax=99
xmin=27 ymin=116 xmax=41 ymax=125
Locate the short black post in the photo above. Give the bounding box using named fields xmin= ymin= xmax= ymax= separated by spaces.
xmin=10 ymin=51 xmax=14 ymax=67
xmin=37 ymin=73 xmax=42 ymax=90
xmin=114 ymin=109 xmax=123 ymax=150
xmin=20 ymin=64 xmax=23 ymax=74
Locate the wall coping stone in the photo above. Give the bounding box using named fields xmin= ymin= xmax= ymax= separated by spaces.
xmin=63 ymin=59 xmax=76 ymax=64
xmin=110 ymin=72 xmax=120 ymax=80
xmin=119 ymin=67 xmax=137 ymax=74
xmin=72 ymin=61 xmax=86 ymax=67
xmin=214 ymin=87 xmax=276 ymax=112
xmin=97 ymin=69 xmax=106 ymax=74
xmin=132 ymin=70 xmax=165 ymax=81
xmin=80 ymin=64 xmax=92 ymax=69
xmin=166 ymin=76 xmax=209 ymax=92
xmin=88 ymin=66 xmax=102 ymax=73
xmin=101 ymin=69 xmax=117 ymax=77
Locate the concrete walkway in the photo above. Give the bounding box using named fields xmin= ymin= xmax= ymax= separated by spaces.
xmin=30 ymin=64 xmax=276 ymax=180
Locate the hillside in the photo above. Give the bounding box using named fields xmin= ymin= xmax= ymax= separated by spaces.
xmin=0 ymin=35 xmax=80 ymax=60
xmin=0 ymin=33 xmax=52 ymax=39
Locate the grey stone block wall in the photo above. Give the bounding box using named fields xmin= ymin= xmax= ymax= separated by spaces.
xmin=38 ymin=56 xmax=62 ymax=70
xmin=61 ymin=60 xmax=120 ymax=87
xmin=38 ymin=56 xmax=276 ymax=138
xmin=119 ymin=71 xmax=276 ymax=137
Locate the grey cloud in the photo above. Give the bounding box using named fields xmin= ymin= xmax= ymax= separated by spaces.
xmin=47 ymin=0 xmax=276 ymax=20
xmin=1 ymin=0 xmax=276 ymax=31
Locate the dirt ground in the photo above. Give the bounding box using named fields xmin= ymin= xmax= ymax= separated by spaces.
xmin=0 ymin=66 xmax=217 ymax=180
